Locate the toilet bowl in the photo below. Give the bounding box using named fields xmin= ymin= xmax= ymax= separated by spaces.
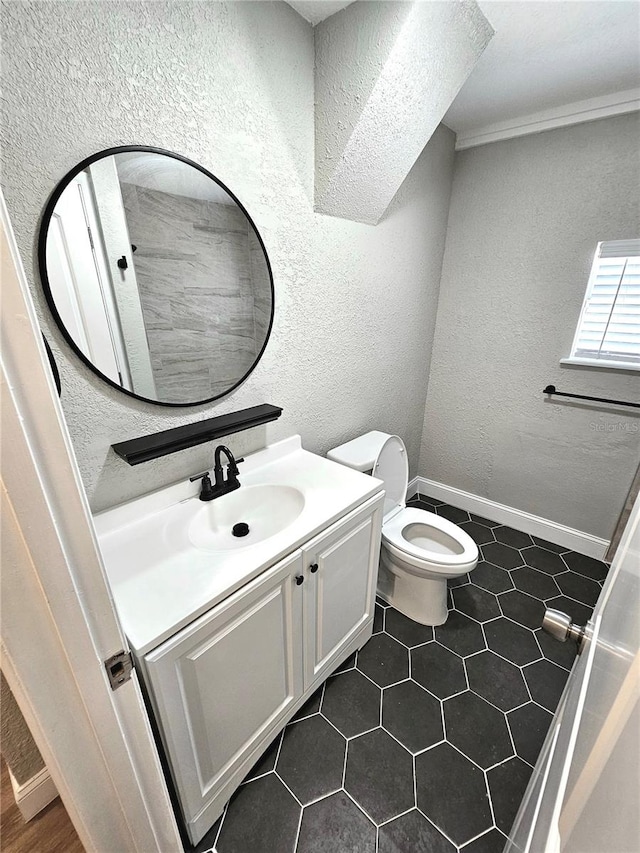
xmin=328 ymin=431 xmax=478 ymax=626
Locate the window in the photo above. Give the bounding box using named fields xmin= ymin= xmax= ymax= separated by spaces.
xmin=564 ymin=239 xmax=640 ymax=371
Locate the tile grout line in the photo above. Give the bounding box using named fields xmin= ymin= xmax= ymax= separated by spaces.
xmin=414 ymin=803 xmax=465 ymax=850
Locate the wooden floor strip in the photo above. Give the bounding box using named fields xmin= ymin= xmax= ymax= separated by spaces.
xmin=1 ymin=758 xmax=84 ymax=852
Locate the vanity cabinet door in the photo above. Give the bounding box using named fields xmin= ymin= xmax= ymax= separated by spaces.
xmin=302 ymin=494 xmax=383 ymax=687
xmin=143 ymin=551 xmax=304 ymax=839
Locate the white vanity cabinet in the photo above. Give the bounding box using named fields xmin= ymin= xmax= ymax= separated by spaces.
xmin=139 ymin=493 xmax=383 ymax=844
xmin=302 ymin=501 xmax=381 ymax=686
xmin=142 ymin=550 xmax=304 ymax=842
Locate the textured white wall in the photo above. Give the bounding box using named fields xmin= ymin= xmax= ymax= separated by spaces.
xmin=315 ymin=0 xmax=408 ymax=206
xmin=419 ymin=114 xmax=640 ymax=540
xmin=1 ymin=0 xmax=455 ymax=512
xmin=314 ymin=0 xmax=493 ymax=223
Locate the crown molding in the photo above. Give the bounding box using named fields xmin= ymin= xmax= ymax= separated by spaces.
xmin=455 ymin=88 xmax=640 ymax=151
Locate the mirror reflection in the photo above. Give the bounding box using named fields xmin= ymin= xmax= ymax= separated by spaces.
xmin=41 ymin=148 xmax=273 ymax=406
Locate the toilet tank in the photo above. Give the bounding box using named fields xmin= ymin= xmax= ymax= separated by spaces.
xmin=327 ymin=431 xmax=391 ymax=472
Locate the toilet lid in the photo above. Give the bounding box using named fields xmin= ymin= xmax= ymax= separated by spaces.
xmin=372 ymin=435 xmax=408 ymax=521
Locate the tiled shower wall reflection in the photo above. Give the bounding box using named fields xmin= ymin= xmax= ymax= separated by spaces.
xmin=121 ymin=183 xmax=271 ymax=403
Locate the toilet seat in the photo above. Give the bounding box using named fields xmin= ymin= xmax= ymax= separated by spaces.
xmin=329 ymin=430 xmax=479 ymax=625
xmin=372 ymin=435 xmax=478 ymax=575
xmin=382 ymin=507 xmax=478 ymax=575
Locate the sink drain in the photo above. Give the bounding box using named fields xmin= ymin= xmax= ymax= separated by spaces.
xmin=232 ymin=522 xmax=250 ymax=538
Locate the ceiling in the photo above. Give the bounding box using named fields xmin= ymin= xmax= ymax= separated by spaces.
xmin=286 ymin=0 xmax=354 ymax=25
xmin=285 ymin=0 xmax=639 ymax=139
xmin=444 ymin=0 xmax=640 ymax=134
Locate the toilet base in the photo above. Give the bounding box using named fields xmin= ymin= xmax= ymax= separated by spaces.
xmin=379 ymin=549 xmax=449 ymax=626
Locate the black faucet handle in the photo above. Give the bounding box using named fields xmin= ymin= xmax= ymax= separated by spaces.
xmin=189 ymin=470 xmax=210 ymax=483
xmin=228 ymin=457 xmax=244 ymax=475
xmin=198 ymin=473 xmax=216 ymax=501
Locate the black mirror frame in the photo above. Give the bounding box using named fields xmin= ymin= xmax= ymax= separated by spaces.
xmin=38 ymin=145 xmax=275 ymax=408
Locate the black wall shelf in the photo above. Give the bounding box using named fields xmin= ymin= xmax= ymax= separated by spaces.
xmin=111 ymin=404 xmax=283 ymax=466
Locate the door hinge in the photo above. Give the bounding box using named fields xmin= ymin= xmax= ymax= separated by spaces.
xmin=104 ymin=650 xmax=134 ymax=690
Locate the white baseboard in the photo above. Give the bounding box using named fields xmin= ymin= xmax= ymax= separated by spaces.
xmin=407 ymin=477 xmax=609 ymax=561
xmin=9 ymin=765 xmax=58 ymax=821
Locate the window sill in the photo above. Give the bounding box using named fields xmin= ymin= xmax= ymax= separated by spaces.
xmin=560 ymin=357 xmax=640 ymax=373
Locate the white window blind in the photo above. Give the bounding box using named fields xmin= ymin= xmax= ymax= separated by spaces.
xmin=570 ymin=239 xmax=640 ymax=366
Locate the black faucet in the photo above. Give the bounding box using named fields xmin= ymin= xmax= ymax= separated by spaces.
xmin=190 ymin=446 xmax=244 ymax=502
xmin=213 ymin=445 xmax=243 ymax=492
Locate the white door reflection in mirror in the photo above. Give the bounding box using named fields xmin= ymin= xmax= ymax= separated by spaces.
xmin=46 ymin=171 xmax=127 ymax=387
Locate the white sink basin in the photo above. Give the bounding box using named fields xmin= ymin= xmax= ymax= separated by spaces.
xmin=188 ymin=484 xmax=305 ymax=552
xmin=93 ymin=436 xmax=383 ymax=655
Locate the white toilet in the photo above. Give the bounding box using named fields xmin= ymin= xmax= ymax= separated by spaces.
xmin=328 ymin=431 xmax=478 ymax=626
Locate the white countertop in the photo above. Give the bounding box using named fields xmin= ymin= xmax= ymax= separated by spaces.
xmin=94 ymin=436 xmax=383 ymax=655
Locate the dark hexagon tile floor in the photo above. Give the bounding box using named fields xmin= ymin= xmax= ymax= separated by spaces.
xmin=494 ymin=526 xmax=533 ymax=550
xmin=322 ymin=668 xmax=381 ymax=738
xmin=520 ymin=546 xmax=566 ymax=575
xmin=444 ymin=690 xmax=514 ymax=769
xmin=356 ymin=632 xmax=409 ymax=687
xmin=554 ymin=572 xmax=601 ymax=607
xmin=276 ymin=715 xmax=345 ymax=805
xmin=297 ymin=791 xmax=375 ymax=852
xmin=498 ymin=589 xmax=545 ymax=630
xmin=194 ymin=497 xmax=607 ymax=853
xmin=472 ymin=561 xmax=515 ymax=594
xmin=465 ymin=650 xmax=529 ymax=712
xmin=379 ymin=808 xmax=456 ymax=853
xmin=481 ymin=541 xmax=524 ymax=570
xmin=411 ymin=640 xmax=467 ymax=699
xmin=511 ymin=566 xmax=561 ymax=601
xmin=459 ymin=519 xmax=496 ymax=546
xmin=345 ymin=727 xmax=415 ymax=824
xmin=508 ymin=702 xmax=553 ymax=766
xmin=435 ymin=610 xmax=486 ymax=656
xmin=483 ymin=617 xmax=542 ymax=666
xmin=385 ymin=606 xmax=434 ymax=647
xmin=415 ymin=743 xmax=493 ymax=846
xmin=453 ymin=584 xmax=502 ymax=622
xmin=382 ymin=679 xmax=443 ymax=752
xmin=487 ymin=757 xmax=533 ymax=836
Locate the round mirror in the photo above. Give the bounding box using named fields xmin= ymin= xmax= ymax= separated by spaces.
xmin=38 ymin=146 xmax=274 ymax=406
